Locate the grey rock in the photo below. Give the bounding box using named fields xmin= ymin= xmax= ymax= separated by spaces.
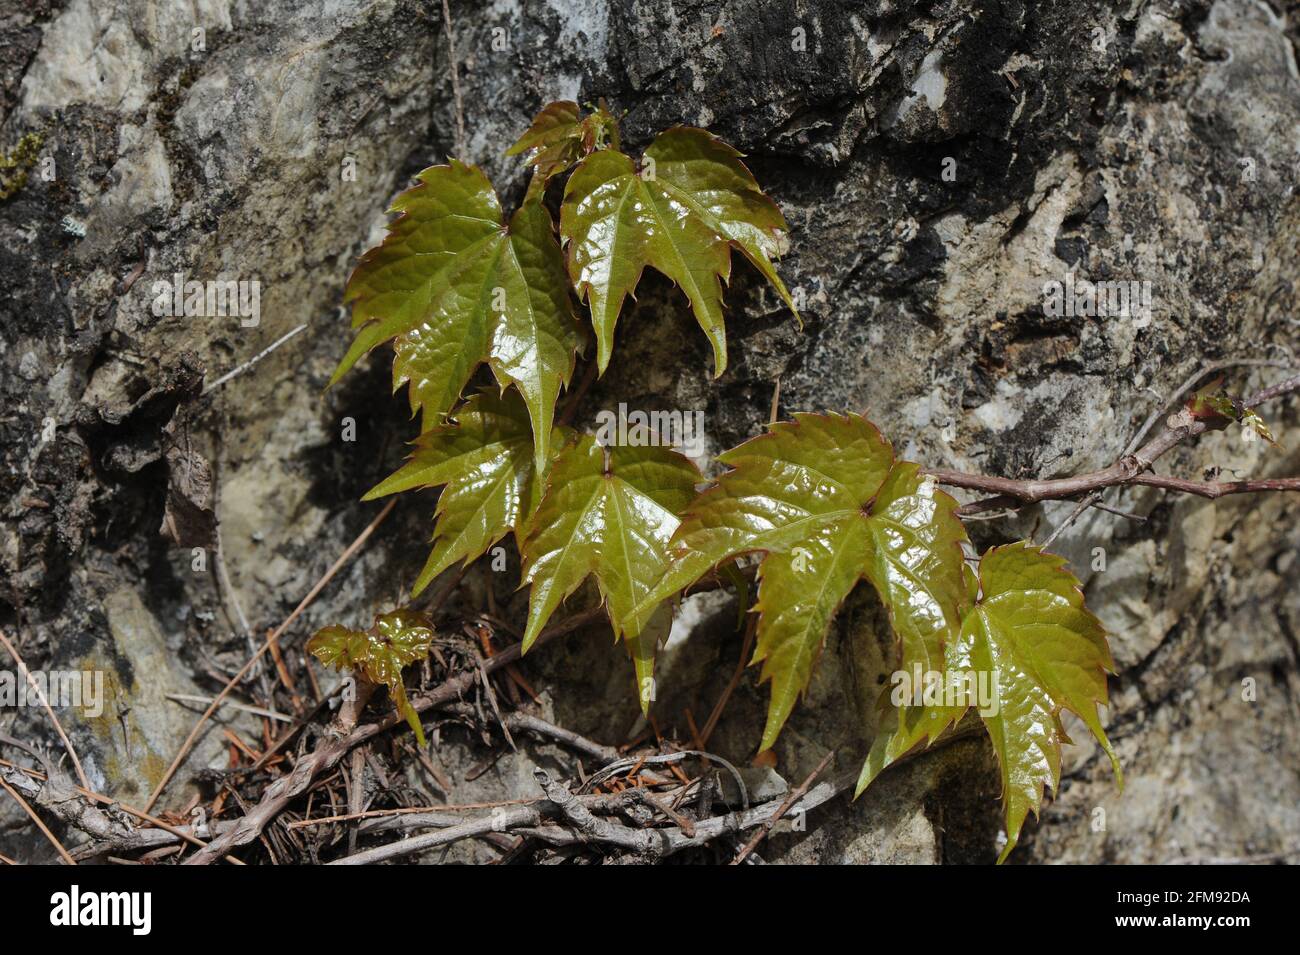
xmin=0 ymin=0 xmax=1296 ymax=864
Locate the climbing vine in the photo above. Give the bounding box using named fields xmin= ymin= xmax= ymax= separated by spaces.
xmin=317 ymin=102 xmax=1292 ymax=862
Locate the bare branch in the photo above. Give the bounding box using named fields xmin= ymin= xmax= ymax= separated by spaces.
xmin=1129 ymin=474 xmax=1300 ymax=499
xmin=330 ymin=768 xmax=861 ymax=865
xmin=928 ymin=368 xmax=1300 ymax=512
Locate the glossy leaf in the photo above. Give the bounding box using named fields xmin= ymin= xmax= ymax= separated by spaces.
xmin=636 ymin=413 xmax=970 ymax=748
xmin=363 ymin=390 xmax=567 ymax=597
xmin=856 ymin=699 xmax=967 ymax=795
xmin=332 ymin=162 xmax=581 ymax=470
xmin=560 ymin=126 xmax=798 ymax=376
xmin=507 ymin=100 xmax=621 ymax=186
xmin=519 ymin=434 xmax=700 ymax=707
xmin=859 ymin=543 xmax=1121 ymax=862
xmin=626 ymin=602 xmax=672 ymax=715
xmin=1238 ymin=407 xmax=1277 ymax=446
xmin=307 ymin=610 xmax=435 ymax=746
xmin=507 ymin=101 xmax=582 ymax=156
xmin=958 ymin=543 xmax=1120 ymax=861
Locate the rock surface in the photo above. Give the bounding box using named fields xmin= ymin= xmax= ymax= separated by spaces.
xmin=1 ymin=0 xmax=1297 ymax=863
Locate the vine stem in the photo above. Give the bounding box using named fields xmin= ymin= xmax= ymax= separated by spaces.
xmin=730 ymin=749 xmax=834 ymax=864
xmin=697 ymin=613 xmax=756 ymax=748
xmin=928 ymin=370 xmax=1300 ymax=516
xmin=559 ymin=358 xmax=600 ymax=427
xmin=1040 ymin=357 xmax=1289 ymax=546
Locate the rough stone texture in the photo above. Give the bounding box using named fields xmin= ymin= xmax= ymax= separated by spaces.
xmin=1 ymin=0 xmax=1297 ymax=863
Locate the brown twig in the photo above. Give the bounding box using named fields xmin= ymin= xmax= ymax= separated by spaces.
xmin=472 ymin=650 xmax=515 ymax=751
xmin=1039 ymin=359 xmax=1291 ymax=545
xmin=360 ymin=788 xmax=660 ymax=837
xmin=730 ymin=750 xmax=834 ymax=864
xmin=698 ymin=614 xmax=756 ymax=747
xmin=531 ymin=768 xmax=655 ymax=850
xmin=0 ymin=628 xmax=90 ymax=790
xmin=335 ymin=768 xmax=860 ymax=864
xmin=441 ymin=701 xmax=621 ymax=762
xmin=1123 ymin=360 xmax=1285 ymax=457
xmin=1129 ymin=474 xmax=1300 ymax=498
xmin=424 ymin=562 xmax=470 ymax=616
xmin=346 ymin=747 xmax=366 ymax=855
xmin=637 ymin=789 xmax=697 ymax=837
xmin=287 ymin=795 xmax=542 ymax=829
xmin=0 ymin=758 xmax=242 ymax=863
xmin=333 ymin=803 xmax=549 ymax=864
xmin=265 ymin=628 xmax=303 ymax=712
xmin=1086 ymin=499 xmax=1146 ymax=522
xmin=439 ymin=0 xmax=467 ymax=158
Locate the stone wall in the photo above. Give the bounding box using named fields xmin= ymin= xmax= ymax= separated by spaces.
xmin=1 ymin=0 xmax=1297 ymax=863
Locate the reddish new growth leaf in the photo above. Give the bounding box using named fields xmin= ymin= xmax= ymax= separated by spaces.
xmin=1186 ymin=377 xmax=1278 ymax=446
xmin=308 ymin=610 xmax=434 ymax=746
xmin=506 ymin=99 xmax=621 ymax=187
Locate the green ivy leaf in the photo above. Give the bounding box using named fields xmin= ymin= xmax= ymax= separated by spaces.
xmin=636 ymin=413 xmax=970 ymax=749
xmin=363 ymin=390 xmax=567 ymax=597
xmin=857 ymin=543 xmax=1121 ymax=863
xmin=956 ymin=543 xmax=1120 ymax=861
xmin=560 ymin=126 xmax=798 ymax=376
xmin=856 ymin=699 xmax=967 ymax=797
xmin=332 ymin=162 xmax=581 ymax=471
xmin=307 ymin=609 xmax=435 ymax=746
xmin=853 ymin=561 xmax=981 ymax=788
xmin=519 ymin=434 xmax=700 ymax=705
xmin=626 ymin=602 xmax=672 ymax=715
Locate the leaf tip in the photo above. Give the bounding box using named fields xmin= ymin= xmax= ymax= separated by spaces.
xmin=852 ymin=762 xmax=873 ymax=800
